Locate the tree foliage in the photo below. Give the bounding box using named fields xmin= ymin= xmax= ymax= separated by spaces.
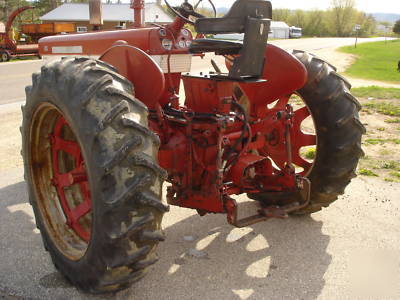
xmin=394 ymin=20 xmax=400 ymax=35
xmin=330 ymin=0 xmax=356 ymax=36
xmin=272 ymin=2 xmax=376 ymax=37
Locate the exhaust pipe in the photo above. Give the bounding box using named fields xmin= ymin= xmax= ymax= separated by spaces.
xmin=89 ymin=0 xmax=103 ymax=30
xmin=131 ymin=0 xmax=145 ymax=28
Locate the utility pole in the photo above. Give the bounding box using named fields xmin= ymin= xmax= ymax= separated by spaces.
xmin=354 ymin=24 xmax=361 ymax=48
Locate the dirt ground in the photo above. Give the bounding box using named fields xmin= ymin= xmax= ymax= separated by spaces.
xmin=358 ymin=98 xmax=400 ymax=182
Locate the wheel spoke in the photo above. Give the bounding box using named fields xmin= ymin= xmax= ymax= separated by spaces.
xmin=294 ymin=106 xmax=310 ymax=124
xmin=49 ymin=115 xmax=92 ymax=243
xmin=297 ymin=133 xmax=316 ymax=147
xmin=293 ymin=152 xmax=313 ymax=171
xmin=70 ymin=200 xmax=91 ymax=224
xmin=51 ymin=135 xmax=81 ymax=159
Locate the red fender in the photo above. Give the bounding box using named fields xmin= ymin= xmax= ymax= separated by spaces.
xmin=232 ymin=44 xmax=308 ymax=106
xmin=100 ymin=44 xmax=165 ymax=110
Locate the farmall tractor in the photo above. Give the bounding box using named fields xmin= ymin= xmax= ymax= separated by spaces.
xmin=21 ymin=0 xmax=365 ymax=293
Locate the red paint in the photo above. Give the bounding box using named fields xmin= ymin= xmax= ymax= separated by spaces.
xmin=131 ymin=0 xmax=145 ymax=28
xmin=0 ymin=6 xmax=39 ymax=58
xmin=50 ymin=117 xmax=91 ymax=241
xmin=100 ymin=45 xmax=165 ymax=109
xmin=39 ymin=14 xmax=315 ymax=225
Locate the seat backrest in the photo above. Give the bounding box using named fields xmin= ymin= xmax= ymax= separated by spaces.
xmin=195 ymin=0 xmax=272 ymax=34
xmin=194 ymin=0 xmax=272 ymax=80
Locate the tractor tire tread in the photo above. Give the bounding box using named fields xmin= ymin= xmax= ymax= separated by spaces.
xmin=21 ymin=57 xmax=165 ymax=293
xmin=292 ymin=51 xmax=364 ymax=214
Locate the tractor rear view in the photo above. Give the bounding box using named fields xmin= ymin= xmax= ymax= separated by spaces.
xmin=21 ymin=0 xmax=365 ymax=293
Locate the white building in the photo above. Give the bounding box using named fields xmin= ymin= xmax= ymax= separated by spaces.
xmin=271 ymin=21 xmax=290 ymax=39
xmin=40 ymin=3 xmax=174 ymax=31
xmin=214 ymin=21 xmax=290 ymax=40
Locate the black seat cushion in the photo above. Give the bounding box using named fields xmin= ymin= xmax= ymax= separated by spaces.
xmin=189 ymin=39 xmax=242 ymax=55
xmin=195 ymin=0 xmax=272 ymax=34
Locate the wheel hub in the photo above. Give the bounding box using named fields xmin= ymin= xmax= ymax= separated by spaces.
xmin=29 ymin=104 xmax=93 ymax=260
xmin=49 ymin=116 xmax=92 ymax=241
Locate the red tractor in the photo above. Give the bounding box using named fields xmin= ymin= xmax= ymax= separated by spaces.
xmin=21 ymin=0 xmax=364 ymax=293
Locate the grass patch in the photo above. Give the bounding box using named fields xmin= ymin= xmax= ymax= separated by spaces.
xmin=384 ymin=177 xmax=400 ymax=183
xmin=377 ymin=127 xmax=385 ymax=131
xmin=338 ymin=40 xmax=400 ymax=82
xmin=352 ymin=86 xmax=400 ymax=99
xmin=364 ymin=138 xmax=400 ymax=145
xmin=301 ymin=147 xmax=316 ymax=160
xmin=389 ymin=171 xmax=400 ymax=178
xmin=381 ymin=161 xmax=400 ymax=170
xmin=385 ymin=118 xmax=400 ymax=123
xmin=363 ymin=101 xmax=400 ymax=117
xmin=10 ymin=56 xmax=39 ymax=62
xmin=359 ymin=168 xmax=379 ymax=176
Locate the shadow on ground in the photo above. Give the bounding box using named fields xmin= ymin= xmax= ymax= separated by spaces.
xmin=0 ymin=180 xmax=331 ymax=299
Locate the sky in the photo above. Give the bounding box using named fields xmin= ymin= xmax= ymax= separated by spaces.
xmin=162 ymin=0 xmax=400 ymax=14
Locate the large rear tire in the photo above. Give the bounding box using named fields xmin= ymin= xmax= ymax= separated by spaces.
xmin=21 ymin=57 xmax=168 ymax=293
xmin=250 ymin=51 xmax=365 ymax=214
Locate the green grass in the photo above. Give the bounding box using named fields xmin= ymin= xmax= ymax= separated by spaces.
xmin=385 ymin=171 xmax=400 ymax=183
xmin=338 ymin=40 xmax=400 ymax=82
xmin=381 ymin=161 xmax=400 ymax=171
xmin=364 ymin=138 xmax=400 ymax=145
xmin=389 ymin=171 xmax=400 ymax=178
xmin=359 ymin=168 xmax=379 ymax=176
xmin=363 ymin=101 xmax=400 ymax=117
xmin=10 ymin=56 xmax=39 ymax=62
xmin=384 ymin=177 xmax=400 ymax=183
xmin=301 ymin=147 xmax=316 ymax=160
xmin=385 ymin=118 xmax=400 ymax=123
xmin=351 ymin=86 xmax=400 ymax=99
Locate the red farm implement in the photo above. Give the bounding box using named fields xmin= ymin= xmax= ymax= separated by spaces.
xmin=21 ymin=0 xmax=365 ymax=293
xmin=0 ymin=6 xmax=38 ymax=61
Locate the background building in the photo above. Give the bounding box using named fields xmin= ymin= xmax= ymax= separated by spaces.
xmin=214 ymin=21 xmax=291 ymax=40
xmin=270 ymin=21 xmax=290 ymax=39
xmin=40 ymin=3 xmax=174 ymax=32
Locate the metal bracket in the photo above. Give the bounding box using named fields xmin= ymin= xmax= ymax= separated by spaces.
xmin=226 ymin=177 xmax=311 ymax=228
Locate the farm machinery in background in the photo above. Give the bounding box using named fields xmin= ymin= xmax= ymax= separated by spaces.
xmin=0 ymin=6 xmax=75 ymax=62
xmin=21 ymin=0 xmax=365 ymax=293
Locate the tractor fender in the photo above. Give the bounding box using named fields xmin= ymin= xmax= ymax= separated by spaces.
xmin=229 ymin=44 xmax=308 ymax=106
xmin=100 ymin=44 xmax=165 ymax=110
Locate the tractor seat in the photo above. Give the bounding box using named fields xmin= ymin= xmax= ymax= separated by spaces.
xmin=189 ymin=39 xmax=242 ymax=55
xmin=195 ymin=0 xmax=272 ymax=34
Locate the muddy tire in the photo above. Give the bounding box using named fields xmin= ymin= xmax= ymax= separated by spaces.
xmin=250 ymin=51 xmax=365 ymax=214
xmin=21 ymin=57 xmax=168 ymax=293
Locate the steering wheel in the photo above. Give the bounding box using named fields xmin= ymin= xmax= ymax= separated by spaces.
xmin=164 ymin=0 xmax=217 ymax=25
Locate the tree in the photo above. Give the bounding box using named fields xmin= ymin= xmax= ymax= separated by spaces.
xmin=272 ymin=8 xmax=291 ymax=24
xmin=289 ymin=9 xmax=307 ymax=29
xmin=354 ymin=12 xmax=377 ymax=37
xmin=329 ymin=0 xmax=357 ymax=36
xmin=394 ymin=19 xmax=400 ymax=35
xmin=303 ymin=10 xmax=328 ymax=37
